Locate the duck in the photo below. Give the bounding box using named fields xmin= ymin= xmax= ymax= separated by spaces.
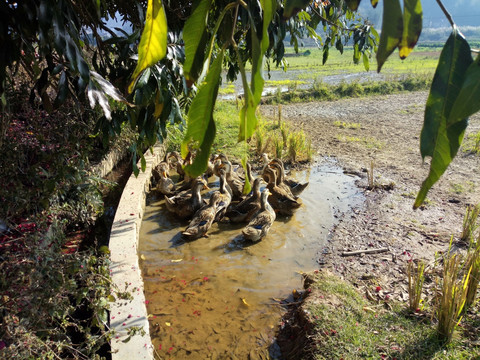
xmin=269 ymin=158 xmax=308 ymax=196
xmin=261 ymin=153 xmax=271 ymax=173
xmin=267 ymin=161 xmax=297 ymax=199
xmin=182 ymin=192 xmax=221 ymax=240
xmin=167 ymin=151 xmax=188 ymax=181
xmin=164 ymin=177 xmax=208 ymax=219
xmin=242 ymin=189 xmax=276 ymax=242
xmin=225 ymin=177 xmax=263 ymax=223
xmin=263 ymin=166 xmax=301 ymax=216
xmin=214 ymin=168 xmax=233 ymax=222
xmin=153 ymin=162 xmax=176 ymax=196
xmin=213 ymin=153 xmax=228 ymax=177
xmin=220 ymin=160 xmax=245 ymax=200
xmin=206 ymin=153 xmax=216 ymax=178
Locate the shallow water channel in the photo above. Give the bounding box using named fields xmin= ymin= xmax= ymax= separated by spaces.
xmin=139 ymin=158 xmax=363 ymax=358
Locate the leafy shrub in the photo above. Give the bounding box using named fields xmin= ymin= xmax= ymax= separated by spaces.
xmin=0 ymin=216 xmax=126 ymax=359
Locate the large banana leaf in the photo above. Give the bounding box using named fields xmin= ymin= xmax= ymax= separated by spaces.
xmin=239 ymin=0 xmax=275 ymax=142
xmin=129 ymin=0 xmax=167 ymax=93
xmin=183 ymin=0 xmax=212 ymax=85
xmin=181 ymin=50 xmax=224 ymax=176
xmin=414 ymin=28 xmax=472 ymax=209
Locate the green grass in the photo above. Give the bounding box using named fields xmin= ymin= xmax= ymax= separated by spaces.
xmin=212 ymin=101 xmax=250 ymax=160
xmin=166 ymin=100 xmax=314 ymax=164
xmin=264 ymin=79 xmax=307 ymax=87
xmin=462 ymin=130 xmax=480 ymax=154
xmin=279 ymin=46 xmax=439 ymax=78
xmin=166 ymin=101 xmax=249 ymax=161
xmin=336 ymin=134 xmax=384 ymax=150
xmin=262 ymin=73 xmax=432 ymax=105
xmin=306 ymin=271 xmax=480 ymax=360
xmin=218 ymin=83 xmax=236 ymax=95
xmin=333 ymin=120 xmax=362 ymax=129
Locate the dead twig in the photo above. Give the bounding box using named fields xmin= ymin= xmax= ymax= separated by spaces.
xmin=341 ymin=247 xmax=389 ymax=257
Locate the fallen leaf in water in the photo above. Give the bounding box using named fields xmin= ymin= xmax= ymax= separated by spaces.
xmin=241 ymin=298 xmax=250 ymax=307
xmin=171 ymin=259 xmax=183 ymax=263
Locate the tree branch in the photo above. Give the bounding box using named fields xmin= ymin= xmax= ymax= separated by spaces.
xmin=436 ymin=0 xmax=455 ymax=28
xmin=310 ymin=6 xmax=357 ymax=33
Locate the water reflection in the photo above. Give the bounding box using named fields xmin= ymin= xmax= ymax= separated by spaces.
xmin=139 ymin=158 xmax=363 ymax=358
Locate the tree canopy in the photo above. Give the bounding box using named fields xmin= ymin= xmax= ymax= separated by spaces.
xmin=1 ymin=0 xmax=479 ymax=207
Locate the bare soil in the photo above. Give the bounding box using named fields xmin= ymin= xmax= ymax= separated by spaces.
xmin=260 ymin=91 xmax=480 ymax=301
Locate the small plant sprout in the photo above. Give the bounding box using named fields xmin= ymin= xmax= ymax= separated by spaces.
xmin=464 ymin=232 xmax=480 ymax=311
xmin=254 ymin=121 xmax=266 ymax=155
xmin=460 ymin=203 xmax=480 ymax=244
xmin=273 ymin=135 xmax=283 ymax=159
xmin=278 ymin=104 xmax=282 ymax=127
xmin=288 ymin=131 xmax=306 ymax=163
xmin=306 ymin=138 xmax=313 ymax=162
xmin=407 ymin=259 xmax=425 ymax=313
xmin=367 ymin=160 xmax=375 ymax=190
xmin=475 ymin=131 xmax=480 ymax=154
xmin=280 ymin=120 xmax=289 ymax=146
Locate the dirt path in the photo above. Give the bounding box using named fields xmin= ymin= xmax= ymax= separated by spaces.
xmin=260 ymin=91 xmax=480 ymax=300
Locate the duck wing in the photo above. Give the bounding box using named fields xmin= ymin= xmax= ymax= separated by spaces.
xmin=182 ymin=205 xmax=216 ymax=240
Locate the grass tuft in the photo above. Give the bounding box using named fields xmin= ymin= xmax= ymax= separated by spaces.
xmin=407 ymin=259 xmax=425 ymax=313
xmin=435 ymin=244 xmax=470 ymax=343
xmin=305 ymin=270 xmax=478 ymax=359
xmin=461 ymin=204 xmax=480 ymax=243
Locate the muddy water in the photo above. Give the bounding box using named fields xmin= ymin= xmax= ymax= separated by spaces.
xmin=139 ymin=159 xmax=363 ymax=359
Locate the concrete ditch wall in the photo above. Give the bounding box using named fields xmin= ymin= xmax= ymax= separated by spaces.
xmin=109 ymin=143 xmax=165 ymax=360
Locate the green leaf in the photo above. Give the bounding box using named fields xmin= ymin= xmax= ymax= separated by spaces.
xmin=132 ymin=146 xmax=140 ymax=177
xmin=54 ymin=70 xmax=68 ymax=108
xmin=362 ymin=52 xmax=370 ymax=71
xmin=353 ymin=43 xmax=360 ymax=64
xmin=449 ymin=54 xmax=480 ymax=122
xmin=185 ymin=116 xmax=216 ymax=176
xmin=283 ymin=0 xmax=312 ymax=19
xmin=399 ymin=0 xmax=422 ymax=59
xmin=322 ymin=45 xmax=329 ymax=65
xmin=183 ymin=0 xmax=212 ymax=84
xmin=346 ymin=0 xmax=361 ymax=11
xmin=181 ymin=50 xmax=224 ymax=176
xmin=141 ymin=154 xmax=147 ymax=172
xmin=376 ymin=0 xmax=403 ymax=72
xmin=129 ymin=0 xmax=167 ymax=93
xmin=414 ymin=29 xmax=472 ymax=209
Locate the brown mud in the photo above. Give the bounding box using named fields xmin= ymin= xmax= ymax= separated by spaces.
xmin=260 ymin=91 xmax=480 ymax=357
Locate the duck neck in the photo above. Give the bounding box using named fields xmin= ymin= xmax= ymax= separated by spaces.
xmin=192 ymin=185 xmax=203 ymax=206
xmin=276 ymin=165 xmax=284 ymax=185
xmin=219 ymin=174 xmax=227 ymax=194
xmin=253 ymin=181 xmax=261 ymax=198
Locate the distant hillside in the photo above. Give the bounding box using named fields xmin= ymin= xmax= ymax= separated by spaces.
xmin=358 ymin=1 xmax=480 ymax=28
xmin=358 ymin=0 xmax=480 ymax=42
